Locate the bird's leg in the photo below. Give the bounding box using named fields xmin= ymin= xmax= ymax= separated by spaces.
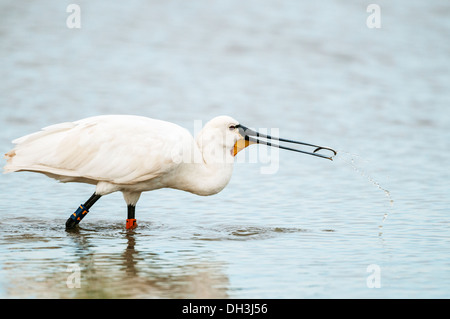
xmin=65 ymin=193 xmax=102 ymax=229
xmin=126 ymin=205 xmax=137 ymax=230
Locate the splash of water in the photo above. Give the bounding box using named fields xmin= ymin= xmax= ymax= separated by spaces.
xmin=335 ymin=151 xmax=394 ymax=233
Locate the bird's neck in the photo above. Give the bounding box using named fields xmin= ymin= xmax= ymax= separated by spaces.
xmin=183 ymin=161 xmax=234 ymax=196
xmin=172 ymin=163 xmax=233 ymax=196
xmin=165 ymin=140 xmax=235 ymax=196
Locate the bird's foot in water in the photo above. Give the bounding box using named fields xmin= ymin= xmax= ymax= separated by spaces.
xmin=65 ymin=204 xmax=89 ymax=230
xmin=126 ymin=218 xmax=137 ymax=230
xmin=65 ymin=217 xmax=79 ymax=230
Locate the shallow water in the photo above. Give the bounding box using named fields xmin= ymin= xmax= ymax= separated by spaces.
xmin=1 ymin=1 xmax=449 ymax=298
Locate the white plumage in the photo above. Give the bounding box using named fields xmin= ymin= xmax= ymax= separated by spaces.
xmin=4 ymin=115 xmax=240 ymax=204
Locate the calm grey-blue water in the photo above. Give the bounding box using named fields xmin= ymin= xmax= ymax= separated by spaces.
xmin=1 ymin=1 xmax=449 ymax=298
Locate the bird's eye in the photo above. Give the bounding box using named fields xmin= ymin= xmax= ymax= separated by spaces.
xmin=229 ymin=125 xmax=236 ymax=131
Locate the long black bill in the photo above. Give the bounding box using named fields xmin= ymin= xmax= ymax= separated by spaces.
xmin=236 ymin=124 xmax=337 ymax=160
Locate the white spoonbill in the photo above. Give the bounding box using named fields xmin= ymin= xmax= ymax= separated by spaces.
xmin=3 ymin=115 xmax=336 ymax=229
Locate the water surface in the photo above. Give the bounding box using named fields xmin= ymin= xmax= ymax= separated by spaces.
xmin=1 ymin=0 xmax=449 ymax=298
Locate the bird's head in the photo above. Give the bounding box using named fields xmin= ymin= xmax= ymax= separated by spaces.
xmin=196 ymin=115 xmax=241 ymax=163
xmin=196 ymin=115 xmax=337 ymax=164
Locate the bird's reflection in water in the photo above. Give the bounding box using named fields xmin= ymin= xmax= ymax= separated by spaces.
xmin=122 ymin=232 xmax=138 ymax=277
xmin=63 ymin=227 xmax=229 ymax=298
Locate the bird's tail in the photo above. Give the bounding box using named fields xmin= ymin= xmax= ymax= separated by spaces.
xmin=3 ymin=149 xmax=17 ymax=173
xmin=3 ymin=121 xmax=75 ymax=174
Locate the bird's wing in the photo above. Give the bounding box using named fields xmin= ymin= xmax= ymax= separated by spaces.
xmin=5 ymin=115 xmax=194 ymax=184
